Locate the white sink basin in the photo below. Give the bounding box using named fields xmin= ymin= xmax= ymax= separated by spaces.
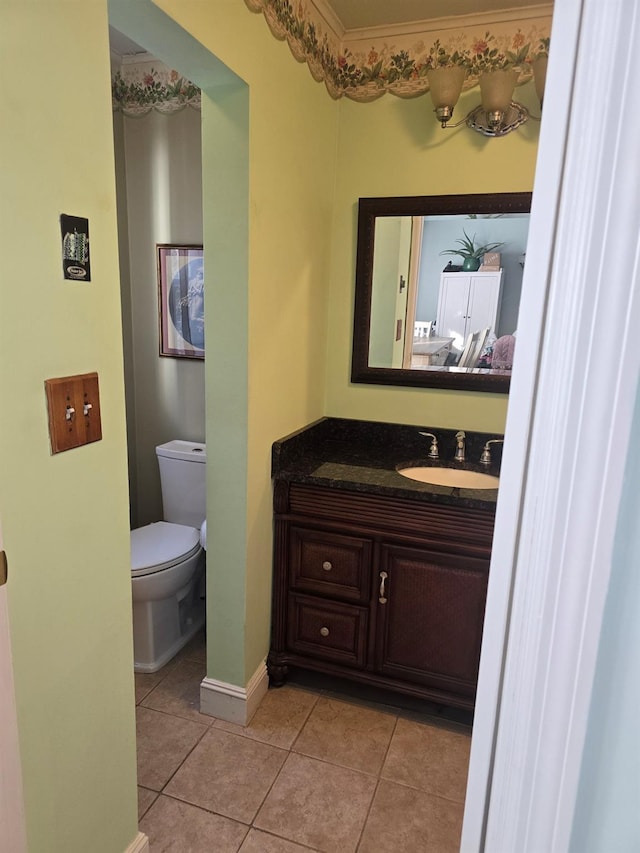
xmin=397 ymin=466 xmax=499 ymax=489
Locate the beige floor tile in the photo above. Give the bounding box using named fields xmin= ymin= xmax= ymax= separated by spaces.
xmin=165 ymin=728 xmax=288 ymax=824
xmin=136 ymin=706 xmax=208 ymax=791
xmin=358 ymin=779 xmax=464 ymax=853
xmin=137 ymin=786 xmax=158 ymax=820
xmin=135 ymin=668 xmax=171 ymax=705
xmin=175 ymin=629 xmax=207 ymax=664
xmin=255 ymin=752 xmax=376 ymax=853
xmin=214 ymin=686 xmax=317 ymax=749
xmin=140 ymin=794 xmax=248 ymax=852
xmin=239 ymin=828 xmax=318 ymax=852
xmin=141 ymin=659 xmax=212 ymax=724
xmin=292 ymin=695 xmax=396 ymax=775
xmin=382 ymin=718 xmax=471 ymax=802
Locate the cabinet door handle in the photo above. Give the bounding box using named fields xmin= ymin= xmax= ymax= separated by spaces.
xmin=322 ymin=561 xmax=332 ymax=572
xmin=379 ymin=571 xmax=388 ymax=604
xmin=320 ymin=626 xmax=330 ymax=637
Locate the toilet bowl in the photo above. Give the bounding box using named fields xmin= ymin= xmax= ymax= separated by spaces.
xmin=131 ymin=522 xmax=205 ymax=673
xmin=130 ymin=440 xmax=207 ymax=673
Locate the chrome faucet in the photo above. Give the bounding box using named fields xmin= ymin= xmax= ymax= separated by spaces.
xmin=454 ymin=431 xmax=466 ymax=462
xmin=419 ymin=431 xmax=439 ymax=459
xmin=480 ymin=439 xmax=504 ymax=465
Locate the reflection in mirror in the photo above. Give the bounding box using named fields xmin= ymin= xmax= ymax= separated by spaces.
xmin=352 ymin=193 xmax=532 ymax=393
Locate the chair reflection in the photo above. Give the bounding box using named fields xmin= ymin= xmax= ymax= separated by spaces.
xmin=457 ymin=328 xmax=490 ymax=368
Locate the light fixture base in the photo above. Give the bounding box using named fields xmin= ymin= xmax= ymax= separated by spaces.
xmin=434 ymin=105 xmax=455 ymax=127
xmin=466 ymin=101 xmax=529 ymax=137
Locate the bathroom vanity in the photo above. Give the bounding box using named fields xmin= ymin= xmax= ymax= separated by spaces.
xmin=269 ymin=418 xmax=502 ymax=711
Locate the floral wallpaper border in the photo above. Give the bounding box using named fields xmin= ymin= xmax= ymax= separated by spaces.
xmin=112 ymin=62 xmax=201 ymax=116
xmin=244 ymin=0 xmax=551 ymax=102
xmin=111 ymin=3 xmax=552 ymax=113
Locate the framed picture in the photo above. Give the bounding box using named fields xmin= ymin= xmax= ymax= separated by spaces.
xmin=480 ymin=251 xmax=501 ymax=271
xmin=157 ymin=244 xmax=204 ymax=359
xmin=60 ymin=213 xmax=91 ymax=281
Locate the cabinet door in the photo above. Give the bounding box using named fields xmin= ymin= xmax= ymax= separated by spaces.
xmin=435 ymin=275 xmax=471 ymax=348
xmin=467 ymin=272 xmax=502 ymax=334
xmin=436 ymin=272 xmax=503 ymax=350
xmin=375 ymin=544 xmax=488 ymax=697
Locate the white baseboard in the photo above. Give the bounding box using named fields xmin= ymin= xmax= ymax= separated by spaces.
xmin=125 ymin=831 xmax=149 ymax=853
xmin=200 ymin=659 xmax=268 ymax=725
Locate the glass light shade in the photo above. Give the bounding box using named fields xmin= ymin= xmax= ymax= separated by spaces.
xmin=479 ymin=68 xmax=519 ymax=112
xmin=532 ymin=55 xmax=548 ymax=106
xmin=427 ymin=66 xmax=467 ymax=110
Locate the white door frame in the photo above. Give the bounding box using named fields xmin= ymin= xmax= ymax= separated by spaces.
xmin=0 ymin=524 xmax=27 ymax=853
xmin=462 ymin=0 xmax=640 ymax=849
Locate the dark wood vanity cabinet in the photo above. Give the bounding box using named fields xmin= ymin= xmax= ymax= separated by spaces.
xmin=375 ymin=544 xmax=490 ymax=697
xmin=269 ymin=480 xmax=495 ymax=710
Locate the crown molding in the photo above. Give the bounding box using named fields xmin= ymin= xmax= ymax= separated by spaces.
xmin=309 ymin=0 xmax=345 ymax=39
xmin=120 ymin=52 xmax=157 ymax=65
xmin=303 ymin=0 xmax=553 ymax=44
xmin=343 ymin=4 xmax=554 ymax=43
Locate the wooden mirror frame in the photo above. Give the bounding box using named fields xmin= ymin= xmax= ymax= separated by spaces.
xmin=351 ymin=192 xmax=533 ymax=392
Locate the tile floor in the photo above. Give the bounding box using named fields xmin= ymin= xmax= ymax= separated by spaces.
xmin=135 ymin=631 xmax=471 ymax=852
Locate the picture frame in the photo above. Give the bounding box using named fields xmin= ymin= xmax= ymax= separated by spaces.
xmin=480 ymin=251 xmax=501 ymax=271
xmin=157 ymin=244 xmax=204 ymax=359
xmin=60 ymin=213 xmax=91 ymax=281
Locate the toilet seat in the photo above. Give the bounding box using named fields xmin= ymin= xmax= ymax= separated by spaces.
xmin=131 ymin=521 xmax=201 ymax=577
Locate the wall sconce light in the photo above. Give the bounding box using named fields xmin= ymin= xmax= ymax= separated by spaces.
xmin=427 ymin=58 xmax=547 ymax=137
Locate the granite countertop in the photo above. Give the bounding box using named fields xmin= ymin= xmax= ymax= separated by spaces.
xmin=272 ymin=417 xmax=503 ymax=511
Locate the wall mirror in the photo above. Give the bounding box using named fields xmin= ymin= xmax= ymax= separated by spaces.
xmin=351 ymin=192 xmax=532 ymax=392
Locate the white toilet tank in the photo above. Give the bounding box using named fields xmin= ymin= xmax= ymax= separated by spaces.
xmin=156 ymin=440 xmax=206 ymax=528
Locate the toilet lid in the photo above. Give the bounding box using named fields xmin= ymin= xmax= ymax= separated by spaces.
xmin=131 ymin=522 xmax=201 ymax=576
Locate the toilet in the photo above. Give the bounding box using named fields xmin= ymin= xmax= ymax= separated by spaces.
xmin=130 ymin=440 xmax=206 ymax=673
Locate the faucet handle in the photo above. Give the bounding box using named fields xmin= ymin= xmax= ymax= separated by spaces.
xmin=418 ymin=432 xmax=439 ymax=459
xmin=479 ymin=439 xmax=504 ymax=465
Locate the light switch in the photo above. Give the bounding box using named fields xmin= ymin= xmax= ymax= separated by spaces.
xmin=80 ymin=372 xmax=102 ymax=445
xmin=45 ymin=372 xmax=102 ymax=454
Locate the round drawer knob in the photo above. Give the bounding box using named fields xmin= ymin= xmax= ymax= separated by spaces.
xmin=320 ymin=627 xmax=330 ymax=637
xmin=322 ymin=561 xmax=332 ymax=571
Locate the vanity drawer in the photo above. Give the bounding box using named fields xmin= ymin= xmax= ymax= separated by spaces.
xmin=288 ymin=594 xmax=369 ymax=667
xmin=289 ymin=526 xmax=372 ymax=602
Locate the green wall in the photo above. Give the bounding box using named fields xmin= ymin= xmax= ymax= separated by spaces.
xmin=201 ymin=82 xmax=251 ymax=686
xmin=0 ymin=2 xmax=137 ymax=851
xmin=369 ymin=217 xmax=405 ymax=367
xmin=151 ymin=0 xmax=340 ymax=683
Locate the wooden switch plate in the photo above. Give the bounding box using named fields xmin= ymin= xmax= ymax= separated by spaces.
xmin=45 ymin=372 xmax=102 ymax=454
